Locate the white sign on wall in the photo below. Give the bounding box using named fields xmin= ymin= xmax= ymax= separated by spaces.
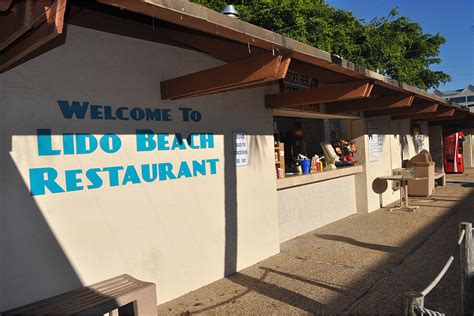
xmin=368 ymin=121 xmax=383 ymax=162
xmin=414 ymin=134 xmax=424 ymax=154
xmin=234 ymin=132 xmax=249 ymax=167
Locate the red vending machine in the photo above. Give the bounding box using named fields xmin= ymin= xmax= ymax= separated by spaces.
xmin=443 ymin=131 xmax=465 ymax=173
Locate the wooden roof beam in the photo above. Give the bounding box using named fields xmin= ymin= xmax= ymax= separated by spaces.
xmin=391 ymin=107 xmax=456 ymax=120
xmin=161 ymin=53 xmax=290 ymax=100
xmin=325 ymin=94 xmax=414 ymax=114
xmin=365 ymin=102 xmax=438 ymax=118
xmin=272 ymin=108 xmax=360 ymax=120
xmin=265 ymin=81 xmax=373 ymax=109
xmin=413 ymin=111 xmax=467 ymax=122
xmin=434 ymin=117 xmax=474 ymax=129
xmin=0 ymin=0 xmax=67 ymax=72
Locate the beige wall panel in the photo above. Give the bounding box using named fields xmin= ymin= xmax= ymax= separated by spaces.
xmin=277 ymin=175 xmax=357 ymax=243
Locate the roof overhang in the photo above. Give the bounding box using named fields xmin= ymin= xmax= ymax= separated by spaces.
xmin=94 ymin=0 xmax=467 ymax=120
xmin=1 ymin=0 xmax=470 ymax=122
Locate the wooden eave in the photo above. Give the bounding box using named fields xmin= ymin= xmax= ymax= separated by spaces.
xmin=97 ymin=0 xmax=462 ymax=111
xmin=1 ymin=0 xmax=468 ymax=118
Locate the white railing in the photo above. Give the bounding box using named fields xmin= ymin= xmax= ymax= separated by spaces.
xmin=404 ymin=222 xmax=474 ymax=315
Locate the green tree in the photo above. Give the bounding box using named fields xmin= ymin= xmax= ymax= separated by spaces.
xmin=191 ymin=1 xmax=450 ymax=89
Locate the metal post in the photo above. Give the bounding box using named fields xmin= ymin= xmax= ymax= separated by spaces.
xmin=460 ymin=222 xmax=474 ymax=314
xmin=403 ymin=180 xmax=409 ymax=208
xmin=400 ymin=181 xmax=405 ymax=208
xmin=404 ymin=291 xmax=424 ymax=316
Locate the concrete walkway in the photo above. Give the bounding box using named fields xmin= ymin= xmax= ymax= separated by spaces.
xmin=158 ymin=178 xmax=474 ymax=314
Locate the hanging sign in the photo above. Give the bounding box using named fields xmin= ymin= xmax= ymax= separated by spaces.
xmin=281 ymin=69 xmax=317 ymax=92
xmin=234 ymin=132 xmax=249 ymax=167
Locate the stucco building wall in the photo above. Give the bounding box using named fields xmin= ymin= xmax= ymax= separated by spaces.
xmin=0 ymin=22 xmax=438 ymax=312
xmin=277 ymin=175 xmax=358 ymax=243
xmin=352 ymin=117 xmax=430 ymax=213
xmin=0 ymin=25 xmax=280 ymax=310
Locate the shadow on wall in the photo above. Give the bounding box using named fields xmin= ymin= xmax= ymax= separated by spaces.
xmin=0 ymin=129 xmax=238 ymax=310
xmin=224 ymin=133 xmax=237 ymax=277
xmin=0 ymin=151 xmax=83 ymax=310
xmin=223 ymin=126 xmax=272 ymax=276
xmin=1 ymin=9 xmax=275 ymax=309
xmin=0 ymin=104 xmax=275 ymax=309
xmin=1 ymin=21 xmax=81 ymax=314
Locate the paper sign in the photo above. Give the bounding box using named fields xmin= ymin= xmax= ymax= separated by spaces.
xmin=368 ymin=121 xmax=383 ymax=162
xmin=234 ymin=132 xmax=249 ymax=167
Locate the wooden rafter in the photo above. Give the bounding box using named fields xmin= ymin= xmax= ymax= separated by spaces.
xmin=0 ymin=0 xmax=35 ymax=52
xmin=161 ymin=53 xmax=290 ymax=100
xmin=391 ymin=107 xmax=456 ymax=120
xmin=265 ymin=81 xmax=373 ymax=109
xmin=413 ymin=111 xmax=467 ymax=122
xmin=272 ymin=108 xmax=360 ymax=120
xmin=325 ymin=94 xmax=414 ymax=114
xmin=180 ymin=54 xmax=291 ymax=99
xmin=434 ymin=116 xmax=474 ymax=129
xmin=0 ymin=0 xmax=66 ymax=72
xmin=365 ymin=102 xmax=438 ymax=118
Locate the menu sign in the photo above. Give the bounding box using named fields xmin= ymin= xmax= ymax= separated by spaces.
xmin=234 ymin=132 xmax=249 ymax=167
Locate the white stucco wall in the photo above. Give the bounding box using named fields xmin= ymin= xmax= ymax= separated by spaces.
xmin=277 ymin=175 xmax=357 ymax=243
xmin=463 ymin=129 xmax=474 ymax=169
xmin=352 ymin=117 xmax=430 ymax=213
xmin=0 ymin=26 xmax=280 ymax=310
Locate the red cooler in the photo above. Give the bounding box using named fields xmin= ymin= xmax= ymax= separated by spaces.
xmin=443 ymin=131 xmax=465 ymax=173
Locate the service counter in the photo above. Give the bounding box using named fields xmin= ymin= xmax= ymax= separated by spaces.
xmin=277 ymin=165 xmax=363 ymax=190
xmin=277 ymin=165 xmax=363 ymax=243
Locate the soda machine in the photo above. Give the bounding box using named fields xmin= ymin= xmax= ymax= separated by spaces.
xmin=443 ymin=131 xmax=465 ymax=173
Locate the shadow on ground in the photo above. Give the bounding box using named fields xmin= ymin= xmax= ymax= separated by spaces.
xmin=158 ymin=181 xmax=474 ymax=314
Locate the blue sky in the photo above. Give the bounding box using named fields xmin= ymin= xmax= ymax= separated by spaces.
xmin=327 ymin=0 xmax=474 ymax=92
